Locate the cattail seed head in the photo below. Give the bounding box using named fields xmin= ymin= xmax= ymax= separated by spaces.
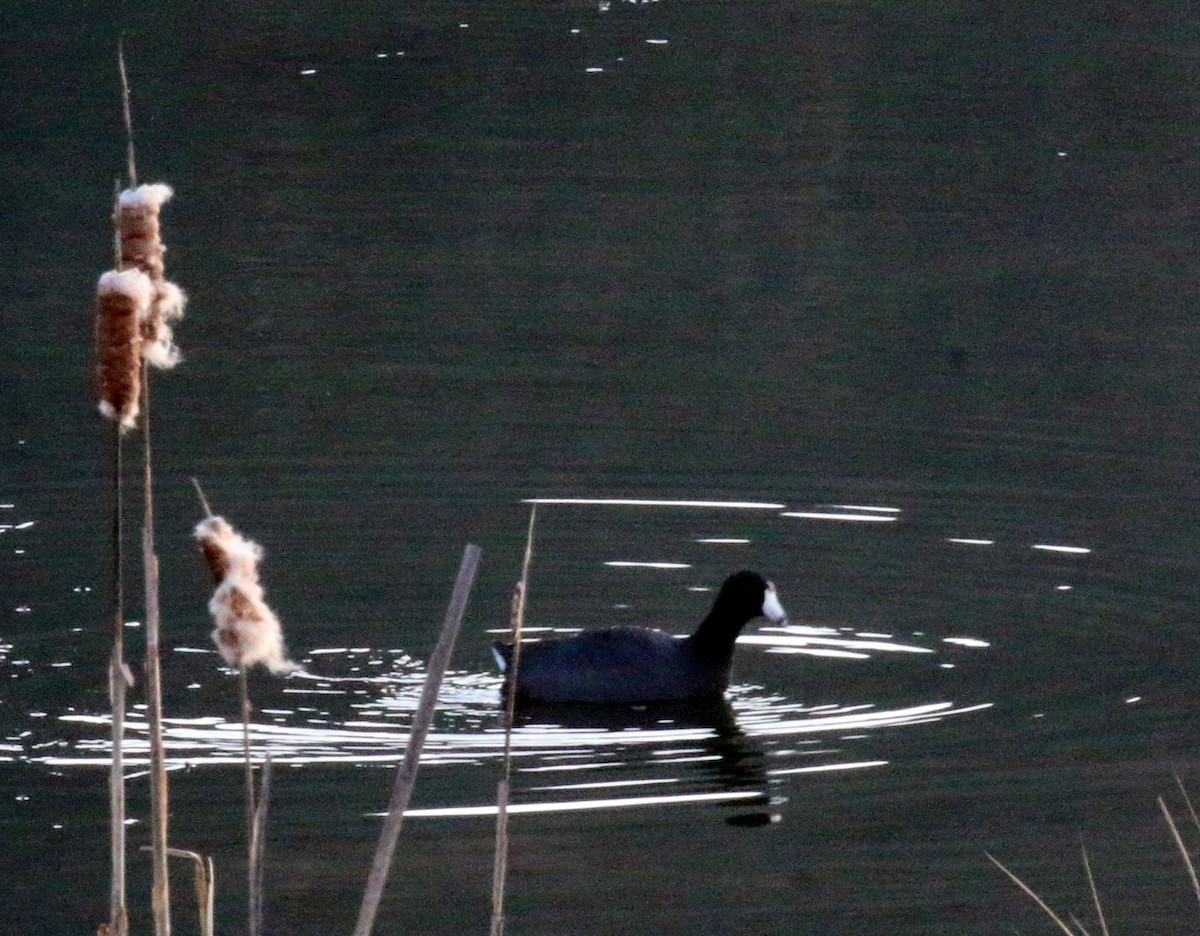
xmin=117 ymin=183 xmax=184 ymax=370
xmin=95 ymin=268 xmax=153 ymax=431
xmin=194 ymin=515 xmax=296 ymax=674
xmin=117 ymin=183 xmax=172 ymax=282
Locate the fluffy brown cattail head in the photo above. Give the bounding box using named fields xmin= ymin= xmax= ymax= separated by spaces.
xmin=209 ymin=580 xmax=296 ymax=674
xmin=95 ymin=268 xmax=152 ymax=431
xmin=116 ymin=183 xmax=172 ymax=282
xmin=194 ymin=516 xmax=262 ymax=584
xmin=194 ymin=515 xmax=296 ymax=674
xmin=116 ymin=183 xmax=185 ymax=371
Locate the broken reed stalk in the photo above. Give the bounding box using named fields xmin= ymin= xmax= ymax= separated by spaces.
xmin=353 ymin=544 xmax=482 ymax=936
xmin=490 ymin=504 xmax=537 ymax=936
xmin=163 ymin=849 xmax=216 ymax=936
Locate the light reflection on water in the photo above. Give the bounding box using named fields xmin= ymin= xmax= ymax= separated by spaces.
xmin=3 ymin=493 xmax=1103 ymax=822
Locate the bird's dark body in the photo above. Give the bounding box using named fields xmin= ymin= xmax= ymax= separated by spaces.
xmin=493 ymin=571 xmax=785 ymax=704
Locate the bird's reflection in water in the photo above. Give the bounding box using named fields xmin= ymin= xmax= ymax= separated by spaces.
xmin=510 ymin=696 xmax=774 ymax=827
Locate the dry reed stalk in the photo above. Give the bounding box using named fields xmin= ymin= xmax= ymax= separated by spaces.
xmin=142 ymin=518 xmax=171 ymax=936
xmin=353 ymin=544 xmax=482 ymax=936
xmin=239 ymin=664 xmax=256 ymax=936
xmin=249 ymin=753 xmax=273 ymax=936
xmin=490 ymin=505 xmax=537 ymax=936
xmin=985 ymin=852 xmax=1076 ymax=936
xmin=95 ymin=269 xmax=152 ymax=431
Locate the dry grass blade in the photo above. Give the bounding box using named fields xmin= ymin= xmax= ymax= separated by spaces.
xmin=1159 ymin=796 xmax=1200 ymax=909
xmin=1080 ymin=844 xmax=1107 ymax=936
xmin=1174 ymin=772 xmax=1200 ymax=838
xmin=985 ymin=852 xmax=1076 ymax=936
xmin=353 ymin=544 xmax=481 ymax=936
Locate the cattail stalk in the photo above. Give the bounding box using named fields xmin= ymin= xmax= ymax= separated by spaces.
xmin=106 ymin=421 xmax=130 ymax=936
xmin=249 ymin=753 xmax=273 ymax=936
xmin=353 ymin=544 xmax=482 ymax=936
xmin=114 ymin=44 xmax=174 ymax=935
xmin=490 ymin=505 xmax=536 ymax=936
xmin=192 ymin=480 xmax=294 ymax=936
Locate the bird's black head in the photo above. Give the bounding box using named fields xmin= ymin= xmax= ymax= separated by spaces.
xmin=691 ymin=570 xmax=788 ymax=656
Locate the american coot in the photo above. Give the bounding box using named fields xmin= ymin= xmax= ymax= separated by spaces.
xmin=492 ymin=570 xmax=787 ymax=703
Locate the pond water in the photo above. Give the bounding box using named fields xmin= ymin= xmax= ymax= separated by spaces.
xmin=5 ymin=1 xmax=1200 ymax=934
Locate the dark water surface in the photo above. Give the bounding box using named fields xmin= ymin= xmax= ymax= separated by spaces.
xmin=4 ymin=1 xmax=1200 ymax=933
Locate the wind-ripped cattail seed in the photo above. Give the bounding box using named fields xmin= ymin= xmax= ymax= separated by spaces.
xmin=95 ymin=268 xmax=153 ymax=431
xmin=194 ymin=516 xmax=296 ymax=675
xmin=117 ymin=183 xmax=185 ymax=370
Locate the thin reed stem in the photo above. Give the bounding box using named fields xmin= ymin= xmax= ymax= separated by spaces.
xmin=353 ymin=544 xmax=482 ymax=936
xmin=141 ymin=371 xmax=172 ymax=936
xmin=1080 ymin=843 xmax=1108 ymax=936
xmin=985 ymin=852 xmax=1076 ymax=936
xmin=107 ymin=420 xmax=129 ymax=936
xmin=239 ymin=663 xmax=258 ymax=935
xmin=118 ymin=37 xmax=137 ymax=189
xmin=1159 ymin=796 xmax=1200 ymax=909
xmin=490 ymin=505 xmax=537 ymax=936
xmin=1174 ymin=771 xmax=1200 ymax=838
xmin=249 ymin=753 xmax=273 ymax=936
xmin=191 ymin=476 xmax=214 ymax=518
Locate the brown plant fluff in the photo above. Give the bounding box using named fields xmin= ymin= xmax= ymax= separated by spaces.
xmin=95 ymin=269 xmax=153 ymax=431
xmin=117 ymin=183 xmax=171 ymax=281
xmin=194 ymin=516 xmax=262 ymax=584
xmin=194 ymin=516 xmax=296 ymax=674
xmin=141 ymin=280 xmax=186 ymax=370
xmin=117 ymin=184 xmax=185 ymax=370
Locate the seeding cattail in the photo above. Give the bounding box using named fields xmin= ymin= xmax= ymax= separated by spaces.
xmin=116 ymin=183 xmax=185 ymax=370
xmin=117 ymin=183 xmax=172 ymax=279
xmin=194 ymin=516 xmax=296 ymax=674
xmin=95 ymin=268 xmax=153 ymax=430
xmin=141 ymin=280 xmax=186 ymax=370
